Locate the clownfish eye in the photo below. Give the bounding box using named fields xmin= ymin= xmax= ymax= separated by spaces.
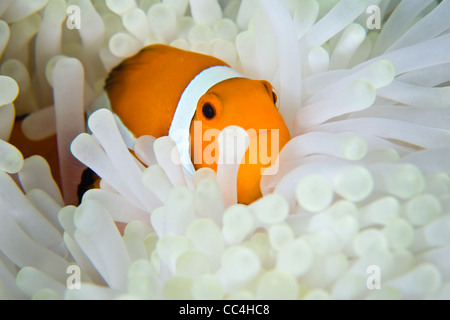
xmin=202 ymin=102 xmax=216 ymax=119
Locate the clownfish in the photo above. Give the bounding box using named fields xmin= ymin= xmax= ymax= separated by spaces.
xmin=92 ymin=44 xmax=290 ymax=204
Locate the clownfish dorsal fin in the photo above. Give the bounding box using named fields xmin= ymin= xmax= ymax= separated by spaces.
xmin=104 ymin=63 xmax=123 ymax=92
xmin=104 ymin=55 xmax=136 ymax=93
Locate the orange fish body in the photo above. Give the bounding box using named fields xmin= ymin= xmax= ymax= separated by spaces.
xmin=104 ymin=44 xmax=290 ymax=204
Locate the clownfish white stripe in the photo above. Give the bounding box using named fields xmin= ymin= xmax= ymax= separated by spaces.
xmin=169 ymin=65 xmax=244 ymax=175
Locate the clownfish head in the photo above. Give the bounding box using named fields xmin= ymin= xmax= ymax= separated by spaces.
xmin=189 ymin=77 xmax=290 ymax=204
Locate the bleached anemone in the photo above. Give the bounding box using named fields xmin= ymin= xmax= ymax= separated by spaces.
xmin=1 ymin=0 xmax=450 ymax=300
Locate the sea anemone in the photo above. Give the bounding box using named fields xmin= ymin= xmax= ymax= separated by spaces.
xmin=0 ymin=0 xmax=449 ymax=300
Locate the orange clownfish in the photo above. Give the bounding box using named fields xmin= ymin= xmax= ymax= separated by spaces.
xmin=97 ymin=44 xmax=290 ymax=204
